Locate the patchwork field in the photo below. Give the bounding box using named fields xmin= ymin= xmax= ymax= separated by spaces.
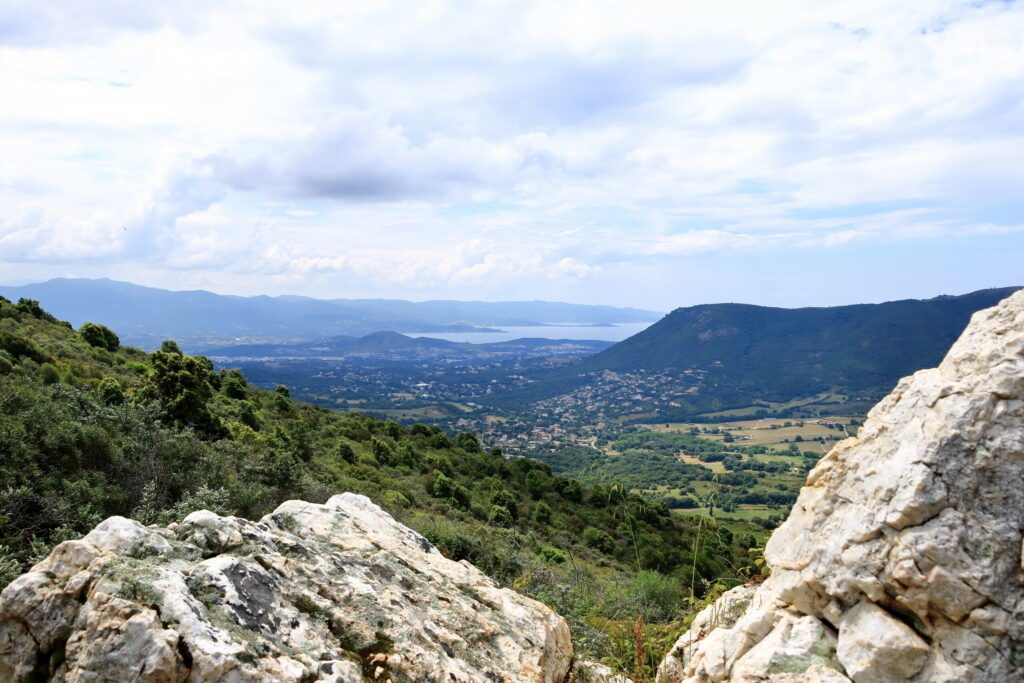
xmin=653 ymin=416 xmax=857 ymax=453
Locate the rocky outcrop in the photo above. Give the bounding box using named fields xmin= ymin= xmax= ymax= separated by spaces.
xmin=657 ymin=290 xmax=1024 ymax=682
xmin=0 ymin=493 xmax=573 ymax=682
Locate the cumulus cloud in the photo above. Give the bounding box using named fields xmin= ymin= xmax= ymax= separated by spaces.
xmin=1 ymin=0 xmax=1022 ymax=306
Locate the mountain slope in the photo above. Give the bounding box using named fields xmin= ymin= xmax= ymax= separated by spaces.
xmin=507 ymin=287 xmax=1020 ymax=416
xmin=0 ymin=294 xmax=749 ymax=675
xmin=0 ymin=278 xmax=660 ymax=348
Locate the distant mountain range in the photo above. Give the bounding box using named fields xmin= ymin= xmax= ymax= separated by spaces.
xmin=0 ymin=278 xmax=661 ymax=349
xmin=512 ymin=287 xmax=1021 ymax=416
xmin=203 ymin=331 xmax=612 ymax=361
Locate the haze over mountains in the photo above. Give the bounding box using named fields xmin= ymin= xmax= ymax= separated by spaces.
xmin=0 ymin=278 xmax=660 ymax=349
xmin=202 ymin=331 xmax=612 ymax=361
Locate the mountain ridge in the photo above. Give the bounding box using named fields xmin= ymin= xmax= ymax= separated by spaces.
xmin=497 ymin=287 xmax=1021 ymax=418
xmin=0 ymin=278 xmax=660 ymax=349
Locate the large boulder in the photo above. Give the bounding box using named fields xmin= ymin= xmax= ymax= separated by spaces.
xmin=0 ymin=493 xmax=573 ymax=682
xmin=657 ymin=290 xmax=1024 ymax=682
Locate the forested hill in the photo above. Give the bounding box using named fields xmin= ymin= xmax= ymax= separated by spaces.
xmin=587 ymin=287 xmax=1019 ymax=399
xmin=0 ymin=294 xmax=756 ymax=675
xmin=499 ymin=287 xmax=1020 ymax=416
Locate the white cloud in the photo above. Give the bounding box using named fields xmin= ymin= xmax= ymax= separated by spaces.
xmin=1 ymin=0 xmax=1022 ymax=306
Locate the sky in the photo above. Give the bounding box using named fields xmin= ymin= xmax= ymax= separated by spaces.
xmin=1 ymin=0 xmax=1022 ymax=311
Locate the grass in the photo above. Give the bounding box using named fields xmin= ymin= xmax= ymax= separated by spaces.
xmin=678 ymin=453 xmax=726 ymax=473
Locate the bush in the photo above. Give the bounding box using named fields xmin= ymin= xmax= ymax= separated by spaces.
xmin=431 ymin=472 xmax=469 ymax=508
xmin=382 ymin=490 xmax=411 ymax=509
xmin=371 ymin=436 xmax=394 ymax=465
xmin=487 ymin=504 xmax=514 ymax=528
xmin=38 ymin=363 xmax=60 ymax=385
xmin=490 ymin=489 xmax=518 ymax=520
xmin=221 ymin=369 xmax=248 ymax=399
xmin=97 ymin=377 xmax=125 ymax=404
xmin=456 ymin=432 xmax=482 ymax=453
xmin=80 ymin=323 xmax=120 ymax=351
xmin=0 ymin=333 xmax=46 ymax=363
xmin=581 ymin=527 xmax=615 ymax=554
xmin=532 ymin=501 xmax=552 ymax=525
xmin=556 ymin=478 xmax=583 ymax=503
xmin=15 ymin=298 xmax=46 ymax=318
xmin=140 ymin=349 xmax=223 ymax=436
xmin=538 ymin=546 xmax=567 ymax=565
xmin=335 ymin=442 xmax=357 ymax=464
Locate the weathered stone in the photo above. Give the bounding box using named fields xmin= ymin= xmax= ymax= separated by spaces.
xmin=0 ymin=493 xmax=573 ymax=682
xmin=657 ymin=290 xmax=1024 ymax=682
xmin=836 ymin=602 xmax=928 ymax=682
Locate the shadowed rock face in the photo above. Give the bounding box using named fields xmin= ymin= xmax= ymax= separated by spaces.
xmin=657 ymin=290 xmax=1024 ymax=683
xmin=0 ymin=493 xmax=573 ymax=682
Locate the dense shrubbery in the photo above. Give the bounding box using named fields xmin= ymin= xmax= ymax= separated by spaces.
xmin=0 ymin=297 xmax=764 ymax=677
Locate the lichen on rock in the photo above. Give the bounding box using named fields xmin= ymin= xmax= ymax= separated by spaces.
xmin=657 ymin=290 xmax=1024 ymax=682
xmin=0 ymin=493 xmax=573 ymax=682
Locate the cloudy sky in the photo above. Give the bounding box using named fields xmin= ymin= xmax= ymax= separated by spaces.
xmin=1 ymin=1 xmax=1022 ymax=310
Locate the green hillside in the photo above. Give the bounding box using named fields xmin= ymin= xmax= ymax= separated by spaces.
xmin=513 ymin=288 xmax=1018 ymax=418
xmin=0 ymin=295 xmax=756 ymax=676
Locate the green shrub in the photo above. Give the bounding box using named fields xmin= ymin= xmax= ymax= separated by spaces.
xmin=335 ymin=442 xmax=357 ymax=464
xmin=97 ymin=377 xmax=125 ymax=404
xmin=80 ymin=322 xmax=120 ymax=351
xmin=0 ymin=333 xmax=46 ymax=363
xmin=538 ymin=546 xmax=567 ymax=564
xmin=38 ymin=363 xmax=60 ymax=385
xmin=532 ymin=501 xmax=552 ymax=525
xmin=487 ymin=504 xmax=514 ymax=528
xmin=456 ymin=432 xmax=482 ymax=453
xmin=221 ymin=369 xmax=248 ymax=399
xmin=582 ymin=527 xmax=615 ymax=554
xmin=490 ymin=489 xmax=518 ymax=520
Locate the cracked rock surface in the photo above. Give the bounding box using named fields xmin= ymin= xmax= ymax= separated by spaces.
xmin=657 ymin=290 xmax=1024 ymax=682
xmin=0 ymin=493 xmax=573 ymax=682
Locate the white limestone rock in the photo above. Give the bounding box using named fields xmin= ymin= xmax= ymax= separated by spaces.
xmin=836 ymin=602 xmax=928 ymax=682
xmin=657 ymin=290 xmax=1024 ymax=682
xmin=0 ymin=493 xmax=573 ymax=682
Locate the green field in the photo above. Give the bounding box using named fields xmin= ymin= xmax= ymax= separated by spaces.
xmin=654 ymin=416 xmax=855 ymax=454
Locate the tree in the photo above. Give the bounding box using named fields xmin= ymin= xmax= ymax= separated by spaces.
xmin=456 ymin=432 xmax=481 ymax=453
xmin=97 ymin=377 xmax=125 ymax=405
xmin=238 ymin=400 xmax=261 ymax=430
xmin=582 ymin=527 xmax=615 ymax=554
xmin=220 ymin=369 xmax=248 ymax=399
xmin=487 ymin=505 xmax=514 ymax=528
xmin=79 ymin=323 xmax=120 ymax=351
xmin=160 ymin=340 xmax=182 ymax=354
xmin=525 ymin=470 xmax=548 ymax=500
xmin=532 ymin=501 xmax=552 ymax=525
xmin=490 ymin=489 xmax=518 ymax=520
xmin=335 ymin=442 xmax=357 ymax=464
xmin=371 ymin=436 xmax=394 ymax=465
xmin=383 ymin=420 xmax=402 ymax=439
xmin=556 ymin=478 xmax=583 ymax=503
xmin=141 ymin=349 xmax=222 ymax=436
xmin=15 ymin=298 xmax=45 ymax=318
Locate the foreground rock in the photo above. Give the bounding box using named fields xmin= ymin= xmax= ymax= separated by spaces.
xmin=657 ymin=290 xmax=1024 ymax=682
xmin=0 ymin=493 xmax=572 ymax=682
